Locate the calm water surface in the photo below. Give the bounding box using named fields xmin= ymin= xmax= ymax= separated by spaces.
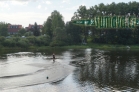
xmin=0 ymin=48 xmax=139 ymax=92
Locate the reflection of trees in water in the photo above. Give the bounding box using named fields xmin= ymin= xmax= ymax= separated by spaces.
xmin=0 ymin=54 xmax=8 ymax=64
xmin=76 ymin=49 xmax=139 ymax=90
xmin=0 ymin=54 xmax=7 ymax=59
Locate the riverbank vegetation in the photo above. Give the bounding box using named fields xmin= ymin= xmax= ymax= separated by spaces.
xmin=0 ymin=1 xmax=139 ymax=49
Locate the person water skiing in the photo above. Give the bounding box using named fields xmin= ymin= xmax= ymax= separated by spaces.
xmin=53 ymin=53 xmax=55 ymax=62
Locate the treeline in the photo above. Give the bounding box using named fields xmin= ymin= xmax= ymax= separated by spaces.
xmin=42 ymin=10 xmax=82 ymax=46
xmin=0 ymin=22 xmax=8 ymax=36
xmin=0 ymin=36 xmax=50 ymax=48
xmin=0 ymin=11 xmax=82 ymax=47
xmin=72 ymin=1 xmax=139 ymax=45
xmin=0 ymin=1 xmax=139 ymax=47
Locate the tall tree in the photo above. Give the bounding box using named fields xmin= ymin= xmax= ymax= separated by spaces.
xmin=72 ymin=1 xmax=139 ymax=45
xmin=66 ymin=22 xmax=82 ymax=44
xmin=77 ymin=5 xmax=87 ymax=19
xmin=43 ymin=10 xmax=65 ymax=39
xmin=50 ymin=27 xmax=68 ymax=46
xmin=43 ymin=16 xmax=52 ymax=39
xmin=0 ymin=22 xmax=8 ymax=36
xmin=71 ymin=12 xmax=80 ymax=20
xmin=51 ymin=10 xmax=65 ymax=31
xmin=33 ymin=22 xmax=40 ymax=36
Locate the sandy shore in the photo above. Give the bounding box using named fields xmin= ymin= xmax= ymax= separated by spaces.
xmin=0 ymin=61 xmax=74 ymax=90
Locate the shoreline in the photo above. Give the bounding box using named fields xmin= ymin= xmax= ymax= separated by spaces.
xmin=0 ymin=44 xmax=139 ymax=52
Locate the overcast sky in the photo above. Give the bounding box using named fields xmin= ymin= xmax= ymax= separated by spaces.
xmin=0 ymin=0 xmax=137 ymax=27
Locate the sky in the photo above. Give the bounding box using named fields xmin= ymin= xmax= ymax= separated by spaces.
xmin=0 ymin=0 xmax=137 ymax=27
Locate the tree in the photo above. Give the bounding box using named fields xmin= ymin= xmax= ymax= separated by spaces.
xmin=51 ymin=10 xmax=65 ymax=30
xmin=43 ymin=10 xmax=65 ymax=40
xmin=50 ymin=27 xmax=68 ymax=46
xmin=53 ymin=27 xmax=67 ymax=41
xmin=0 ymin=22 xmax=8 ymax=36
xmin=27 ymin=36 xmax=36 ymax=45
xmin=77 ymin=5 xmax=87 ymax=19
xmin=71 ymin=1 xmax=139 ymax=45
xmin=33 ymin=22 xmax=40 ymax=36
xmin=36 ymin=35 xmax=50 ymax=46
xmin=66 ymin=22 xmax=82 ymax=44
xmin=43 ymin=16 xmax=52 ymax=39
xmin=18 ymin=28 xmax=26 ymax=36
xmin=0 ymin=36 xmax=5 ymax=44
xmin=25 ymin=31 xmax=33 ymax=37
xmin=71 ymin=12 xmax=80 ymax=20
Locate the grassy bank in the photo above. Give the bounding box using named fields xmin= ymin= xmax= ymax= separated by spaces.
xmin=91 ymin=44 xmax=139 ymax=49
xmin=0 ymin=43 xmax=139 ymax=51
xmin=63 ymin=43 xmax=139 ymax=50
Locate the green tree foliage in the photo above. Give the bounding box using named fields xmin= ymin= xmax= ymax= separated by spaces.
xmin=26 ymin=36 xmax=36 ymax=45
xmin=77 ymin=5 xmax=87 ymax=19
xmin=65 ymin=22 xmax=82 ymax=44
xmin=36 ymin=35 xmax=51 ymax=46
xmin=3 ymin=38 xmax=17 ymax=47
xmin=43 ymin=10 xmax=65 ymax=39
xmin=72 ymin=5 xmax=89 ymax=43
xmin=25 ymin=31 xmax=33 ymax=37
xmin=43 ymin=10 xmax=66 ymax=46
xmin=18 ymin=28 xmax=26 ymax=36
xmin=43 ymin=10 xmax=65 ymax=36
xmin=17 ymin=39 xmax=29 ymax=48
xmin=33 ymin=22 xmax=40 ymax=36
xmin=3 ymin=37 xmax=19 ymax=47
xmin=51 ymin=10 xmax=65 ymax=30
xmin=0 ymin=2 xmax=139 ymax=47
xmin=1 ymin=35 xmax=50 ymax=47
xmin=0 ymin=22 xmax=8 ymax=36
xmin=53 ymin=27 xmax=67 ymax=41
xmin=72 ymin=1 xmax=139 ymax=45
xmin=43 ymin=17 xmax=52 ymax=38
xmin=0 ymin=36 xmax=5 ymax=44
xmin=50 ymin=27 xmax=67 ymax=46
xmin=71 ymin=12 xmax=80 ymax=20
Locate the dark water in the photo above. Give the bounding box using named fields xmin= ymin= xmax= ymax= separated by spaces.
xmin=0 ymin=48 xmax=139 ymax=92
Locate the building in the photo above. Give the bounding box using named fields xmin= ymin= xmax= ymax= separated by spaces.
xmin=8 ymin=24 xmax=22 ymax=34
xmin=25 ymin=24 xmax=43 ymax=31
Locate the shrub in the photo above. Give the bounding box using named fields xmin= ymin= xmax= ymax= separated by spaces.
xmin=50 ymin=40 xmax=66 ymax=47
xmin=0 ymin=36 xmax=5 ymax=44
xmin=26 ymin=36 xmax=36 ymax=45
xmin=3 ymin=39 xmax=16 ymax=47
xmin=17 ymin=39 xmax=29 ymax=48
xmin=36 ymin=35 xmax=51 ymax=46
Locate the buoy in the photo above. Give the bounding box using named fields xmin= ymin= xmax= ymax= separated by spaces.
xmin=46 ymin=76 xmax=49 ymax=79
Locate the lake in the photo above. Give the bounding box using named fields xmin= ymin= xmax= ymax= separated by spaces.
xmin=0 ymin=48 xmax=139 ymax=92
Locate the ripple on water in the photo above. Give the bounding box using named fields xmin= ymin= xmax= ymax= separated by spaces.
xmin=0 ymin=49 xmax=139 ymax=92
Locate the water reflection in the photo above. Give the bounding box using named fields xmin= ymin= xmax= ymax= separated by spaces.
xmin=0 ymin=49 xmax=139 ymax=92
xmin=76 ymin=49 xmax=139 ymax=91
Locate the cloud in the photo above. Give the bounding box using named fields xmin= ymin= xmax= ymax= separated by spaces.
xmin=0 ymin=12 xmax=50 ymax=27
xmin=46 ymin=1 xmax=51 ymax=5
xmin=66 ymin=5 xmax=79 ymax=11
xmin=0 ymin=11 xmax=73 ymax=27
xmin=60 ymin=6 xmax=64 ymax=8
xmin=37 ymin=5 xmax=41 ymax=9
xmin=62 ymin=0 xmax=70 ymax=3
xmin=11 ymin=1 xmax=28 ymax=5
xmin=62 ymin=12 xmax=73 ymax=22
xmin=45 ymin=7 xmax=47 ymax=10
xmin=0 ymin=2 xmax=10 ymax=10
